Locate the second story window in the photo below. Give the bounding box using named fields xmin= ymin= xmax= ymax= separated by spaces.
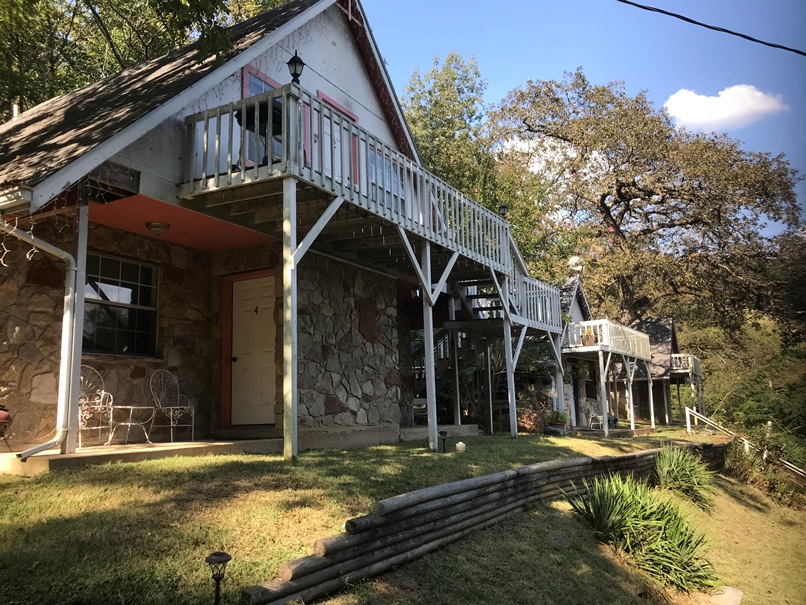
xmin=241 ymin=66 xmax=282 ymax=167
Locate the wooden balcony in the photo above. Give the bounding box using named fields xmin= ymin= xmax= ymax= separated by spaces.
xmin=563 ymin=320 xmax=651 ymax=361
xmin=671 ymin=354 xmax=702 ymax=376
xmin=178 ymin=84 xmax=561 ymax=334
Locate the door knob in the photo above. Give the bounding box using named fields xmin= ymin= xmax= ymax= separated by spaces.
xmin=231 ymin=356 xmax=238 ymax=362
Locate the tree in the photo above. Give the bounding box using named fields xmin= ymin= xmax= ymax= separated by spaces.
xmin=0 ymin=0 xmax=289 ymax=121
xmin=401 ymin=52 xmax=498 ymax=208
xmin=490 ymin=69 xmax=802 ymax=329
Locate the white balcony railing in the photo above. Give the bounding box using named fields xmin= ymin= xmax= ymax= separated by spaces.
xmin=563 ymin=320 xmax=651 ymax=361
xmin=672 ymin=354 xmax=702 ymax=376
xmin=179 ymin=84 xmax=561 ymax=333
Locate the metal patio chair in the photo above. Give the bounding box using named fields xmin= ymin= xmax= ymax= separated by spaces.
xmin=78 ymin=365 xmax=114 ymax=447
xmin=149 ymin=370 xmax=195 ymax=442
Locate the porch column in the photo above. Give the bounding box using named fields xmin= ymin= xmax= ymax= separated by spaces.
xmin=449 ymin=301 xmax=461 ymax=426
xmin=282 ymin=177 xmax=298 ymax=463
xmin=484 ymin=342 xmax=493 ymax=435
xmin=501 ymin=276 xmax=517 ymax=438
xmin=64 ymin=204 xmax=88 ymax=453
xmin=598 ymin=350 xmax=609 ymax=437
xmin=699 ymin=377 xmax=706 ymax=417
xmin=556 ymin=364 xmax=571 ymax=427
xmin=646 ymin=361 xmax=655 ymax=429
xmin=626 ymin=361 xmax=636 ymax=431
xmin=663 ymin=380 xmax=670 ymax=424
xmin=421 ymin=242 xmax=439 ymax=451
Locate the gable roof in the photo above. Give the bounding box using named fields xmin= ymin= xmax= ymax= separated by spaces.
xmin=631 ymin=316 xmax=679 ymax=378
xmin=559 ymin=276 xmax=592 ymax=320
xmin=0 ymin=0 xmax=417 ymax=210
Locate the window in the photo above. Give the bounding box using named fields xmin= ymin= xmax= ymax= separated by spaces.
xmin=83 ymin=254 xmax=158 ymax=356
xmin=241 ymin=66 xmax=283 ymax=167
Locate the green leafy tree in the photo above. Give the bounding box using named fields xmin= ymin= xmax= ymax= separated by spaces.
xmin=490 ymin=68 xmax=802 ymax=329
xmin=401 ymin=52 xmax=498 ymax=208
xmin=0 ymin=0 xmax=289 ymax=120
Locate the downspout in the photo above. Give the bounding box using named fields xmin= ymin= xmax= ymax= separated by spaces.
xmin=0 ymin=220 xmax=77 ymax=460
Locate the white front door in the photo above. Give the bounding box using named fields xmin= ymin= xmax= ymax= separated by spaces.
xmin=231 ymin=275 xmax=276 ymax=425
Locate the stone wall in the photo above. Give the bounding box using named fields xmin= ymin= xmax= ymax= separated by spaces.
xmin=0 ymin=219 xmax=215 ymax=447
xmin=0 ymin=222 xmax=68 ymax=447
xmin=297 ymin=256 xmax=401 ymax=432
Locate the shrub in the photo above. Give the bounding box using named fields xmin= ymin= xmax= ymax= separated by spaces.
xmin=563 ymin=473 xmax=717 ymax=591
xmin=724 ymin=439 xmax=806 ymax=508
xmin=654 ymin=446 xmax=715 ymax=510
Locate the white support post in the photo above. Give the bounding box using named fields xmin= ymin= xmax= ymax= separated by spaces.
xmin=421 ymin=242 xmax=439 ymax=451
xmin=598 ymin=350 xmax=609 ymax=437
xmin=64 ymin=204 xmax=88 ymax=453
xmin=556 ymin=365 xmax=571 ymax=426
xmin=689 ymin=370 xmax=698 ymax=424
xmin=501 ymin=275 xmax=518 ymax=438
xmin=677 ymin=383 xmax=682 ymax=421
xmin=282 ymin=178 xmax=299 ymax=463
xmin=685 ymin=406 xmax=692 ymax=433
xmin=663 ymin=380 xmax=670 ymax=425
xmin=450 ymin=301 xmax=461 ymax=426
xmin=646 ymin=360 xmax=655 ymax=429
xmin=484 ymin=343 xmax=493 ymax=435
xmin=625 ymin=358 xmax=636 ymax=431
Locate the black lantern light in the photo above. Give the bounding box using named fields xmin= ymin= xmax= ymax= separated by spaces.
xmin=287 ymin=50 xmax=305 ymax=84
xmin=205 ymin=551 xmax=232 ymax=605
xmin=438 ymin=430 xmax=448 ymax=453
xmin=498 ymin=202 xmax=509 ymax=218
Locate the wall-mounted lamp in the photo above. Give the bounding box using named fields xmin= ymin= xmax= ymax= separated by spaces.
xmin=287 ymin=50 xmax=305 ymax=84
xmin=145 ymin=221 xmax=170 ymax=237
xmin=498 ymin=203 xmax=509 ymax=219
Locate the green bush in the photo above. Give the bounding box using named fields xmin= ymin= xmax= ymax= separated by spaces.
xmin=654 ymin=446 xmax=715 ymax=510
xmin=724 ymin=439 xmax=806 ymax=508
xmin=563 ymin=473 xmax=717 ymax=592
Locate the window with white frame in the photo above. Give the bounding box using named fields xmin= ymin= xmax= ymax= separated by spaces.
xmin=242 ymin=66 xmax=283 ymax=167
xmin=83 ymin=254 xmax=158 ymax=357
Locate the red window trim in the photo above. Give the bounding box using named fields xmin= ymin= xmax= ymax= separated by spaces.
xmin=241 ymin=65 xmax=282 ymax=98
xmin=317 ymin=91 xmax=360 ymax=182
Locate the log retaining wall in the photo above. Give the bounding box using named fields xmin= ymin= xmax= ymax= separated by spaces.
xmin=242 ymin=442 xmax=727 ymax=605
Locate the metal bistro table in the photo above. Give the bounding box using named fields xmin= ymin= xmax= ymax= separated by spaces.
xmin=106 ymin=405 xmax=155 ymax=445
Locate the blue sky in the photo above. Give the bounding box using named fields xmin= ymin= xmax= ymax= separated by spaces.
xmin=361 ymin=0 xmax=806 ymax=224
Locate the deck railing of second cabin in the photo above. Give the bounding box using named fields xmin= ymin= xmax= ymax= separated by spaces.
xmin=564 ymin=320 xmax=651 ymax=361
xmin=671 ymin=354 xmax=702 ymax=376
xmin=180 ymin=84 xmax=562 ymax=333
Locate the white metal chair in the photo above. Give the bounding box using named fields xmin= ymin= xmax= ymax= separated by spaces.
xmin=149 ymin=370 xmax=195 ymax=442
xmin=78 ymin=365 xmax=114 ymax=447
xmin=589 ymin=415 xmax=604 ymax=430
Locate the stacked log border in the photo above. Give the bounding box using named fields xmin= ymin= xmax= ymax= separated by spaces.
xmin=242 ymin=442 xmax=727 ymax=605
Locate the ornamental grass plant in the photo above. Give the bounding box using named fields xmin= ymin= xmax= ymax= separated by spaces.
xmin=563 ymin=473 xmax=717 ymax=592
xmin=654 ymin=445 xmax=715 ymax=510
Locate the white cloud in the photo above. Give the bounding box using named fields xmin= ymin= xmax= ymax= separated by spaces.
xmin=664 ymin=84 xmax=788 ymax=131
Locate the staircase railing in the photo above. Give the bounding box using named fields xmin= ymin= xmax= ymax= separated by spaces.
xmin=685 ymin=407 xmax=806 ymax=481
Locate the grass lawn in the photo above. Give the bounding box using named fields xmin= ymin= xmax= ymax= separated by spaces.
xmin=0 ymin=428 xmax=728 ymax=604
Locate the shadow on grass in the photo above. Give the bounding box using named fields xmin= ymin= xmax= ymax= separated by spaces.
xmin=324 ymin=502 xmax=661 ymax=605
xmin=713 ymin=473 xmax=770 ymax=513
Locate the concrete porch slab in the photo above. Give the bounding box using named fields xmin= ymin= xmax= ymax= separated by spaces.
xmin=0 ymin=438 xmax=284 ymax=476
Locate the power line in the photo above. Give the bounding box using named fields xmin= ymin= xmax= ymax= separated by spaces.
xmin=615 ymin=0 xmax=806 ymax=58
